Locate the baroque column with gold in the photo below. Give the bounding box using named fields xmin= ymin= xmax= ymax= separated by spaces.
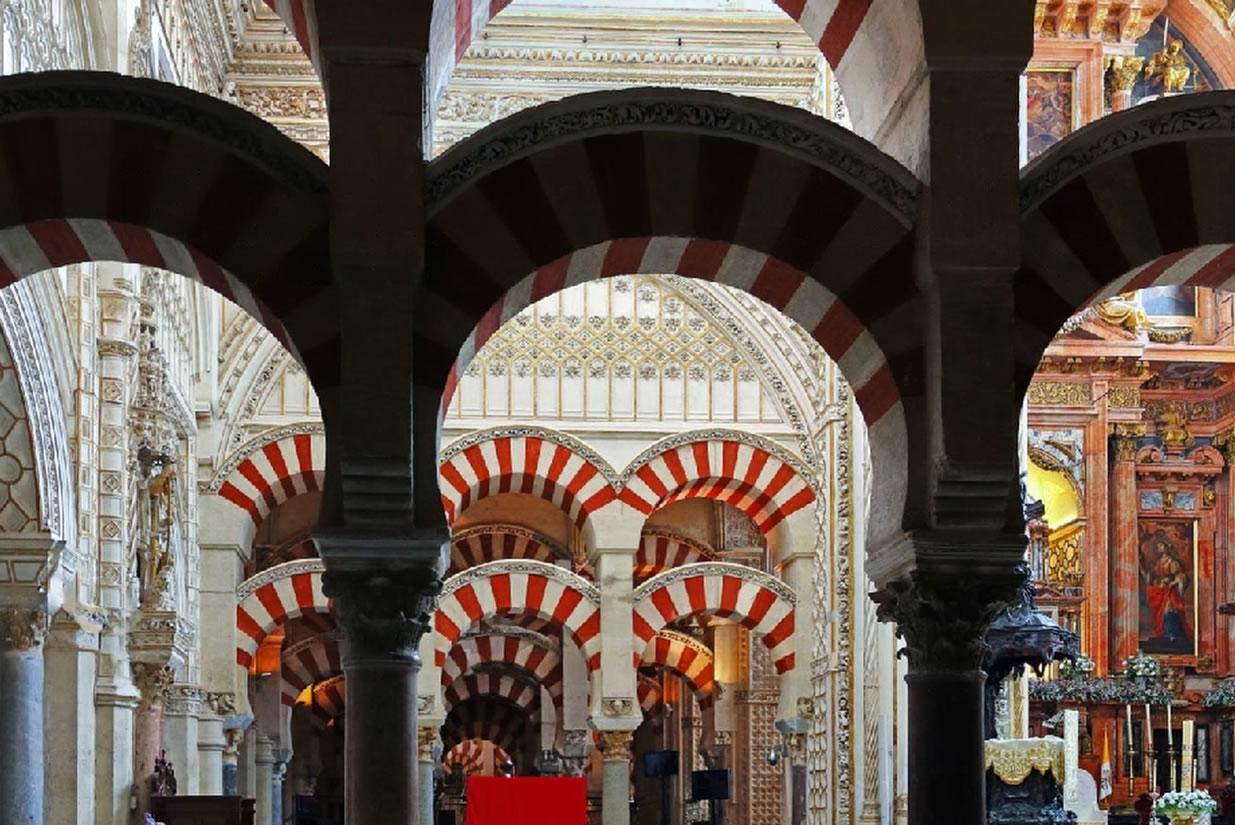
xmin=1106 ymin=57 xmax=1144 ymax=112
xmin=0 ymin=608 xmax=48 ymax=824
xmin=1111 ymin=424 xmax=1145 ymax=667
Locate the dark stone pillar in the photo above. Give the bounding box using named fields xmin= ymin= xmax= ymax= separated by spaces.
xmin=0 ymin=609 xmax=47 ymax=825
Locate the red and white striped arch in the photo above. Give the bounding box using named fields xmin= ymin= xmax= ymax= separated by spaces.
xmin=444 ymin=672 xmax=541 ymax=717
xmin=423 ymin=0 xmax=925 ymax=147
xmin=281 ymin=632 xmax=342 ymax=706
xmin=633 ymin=563 xmax=796 ymax=674
xmin=434 ymin=560 xmax=602 ymax=671
xmin=216 ymin=432 xmax=326 ymax=527
xmin=308 ymin=674 xmax=345 ymax=727
xmin=637 ymin=675 xmax=662 ymax=715
xmin=449 ymin=525 xmax=570 ymax=576
xmin=439 ymin=430 xmax=617 ymax=529
xmin=1018 ymin=92 xmax=1235 ymax=388
xmin=621 ymin=437 xmax=816 ymax=534
xmin=641 ymin=630 xmax=716 ymax=709
xmin=634 ymin=530 xmax=717 ymax=581
xmin=442 ymin=695 xmax=529 ymax=753
xmin=444 ymin=741 xmax=510 ymax=775
xmin=442 ymin=632 xmax=564 ymax=708
xmin=235 ymin=560 xmax=332 ymax=668
xmin=0 ymin=72 xmax=337 ymax=388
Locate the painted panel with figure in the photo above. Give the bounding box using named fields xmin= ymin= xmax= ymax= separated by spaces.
xmin=1025 ymin=69 xmax=1074 ymax=161
xmin=1138 ymin=519 xmax=1197 ymax=655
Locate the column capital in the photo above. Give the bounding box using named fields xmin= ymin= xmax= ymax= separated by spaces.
xmin=871 ymin=550 xmax=1025 ymax=673
xmin=131 ymin=662 xmax=174 ymax=707
xmin=596 ymin=729 xmax=634 ymax=760
xmin=222 ymin=728 xmax=245 ymax=761
xmin=1111 ymin=422 xmax=1147 ymax=460
xmin=1106 ymin=56 xmax=1146 ymax=92
xmin=0 ymin=607 xmax=48 ymax=651
xmin=417 ymin=726 xmax=437 ymax=762
xmin=321 ymin=564 xmax=442 ymax=657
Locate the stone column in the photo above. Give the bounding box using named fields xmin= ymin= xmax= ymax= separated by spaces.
xmin=1106 ymin=56 xmax=1145 ymax=112
xmin=0 ymin=608 xmax=48 ymax=825
xmin=255 ymin=734 xmax=275 ymax=825
xmin=785 ymin=728 xmax=808 ymax=825
xmin=271 ymin=757 xmax=287 ymax=825
xmin=222 ymin=727 xmax=245 ymax=795
xmin=164 ymin=685 xmax=206 ymax=795
xmin=44 ymin=609 xmax=102 ymax=825
xmin=872 ymin=557 xmax=1024 ymax=825
xmin=318 ymin=559 xmax=442 ymax=825
xmin=598 ymin=729 xmax=635 ymax=825
xmin=1111 ymin=424 xmax=1144 ymax=668
xmin=95 ymin=674 xmax=140 ymax=825
xmin=132 ymin=664 xmax=173 ymax=819
xmin=198 ymin=706 xmax=226 ymax=795
xmin=419 ymin=726 xmax=438 ymax=825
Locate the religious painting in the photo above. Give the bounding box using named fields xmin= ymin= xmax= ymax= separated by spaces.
xmin=1137 ymin=519 xmax=1197 ymax=655
xmin=1024 ymin=70 xmax=1075 ymax=161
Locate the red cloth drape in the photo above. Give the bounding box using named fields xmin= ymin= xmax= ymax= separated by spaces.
xmin=464 ymin=776 xmax=588 ymax=825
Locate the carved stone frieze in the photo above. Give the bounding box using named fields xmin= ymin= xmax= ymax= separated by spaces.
xmin=322 ymin=566 xmax=442 ymax=657
xmin=0 ymin=607 xmax=47 ymax=650
xmin=164 ymin=684 xmax=208 ymax=716
xmin=427 ymin=90 xmax=918 ymax=221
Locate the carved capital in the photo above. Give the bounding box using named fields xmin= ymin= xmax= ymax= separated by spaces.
xmin=321 ymin=566 xmax=442 ymax=657
xmin=0 ymin=608 xmax=47 ymax=651
xmin=601 ymin=697 xmax=635 ymax=718
xmin=418 ymin=726 xmax=437 ymax=762
xmin=597 ymin=729 xmax=634 ymax=759
xmin=1106 ymin=56 xmax=1145 ymax=92
xmin=164 ymin=684 xmax=208 ymax=716
xmin=223 ymin=728 xmax=245 ymax=760
xmin=872 ymin=564 xmax=1024 ymax=673
xmin=1111 ymin=422 xmax=1147 ymax=461
xmin=131 ymin=662 xmax=175 ymax=706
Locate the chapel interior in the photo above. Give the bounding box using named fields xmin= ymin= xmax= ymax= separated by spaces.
xmin=1 ymin=2 xmax=1235 ymax=825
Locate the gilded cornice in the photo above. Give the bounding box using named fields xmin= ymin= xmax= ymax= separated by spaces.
xmin=1021 ymin=92 xmax=1235 ymax=213
xmin=427 ymin=88 xmax=919 ymax=223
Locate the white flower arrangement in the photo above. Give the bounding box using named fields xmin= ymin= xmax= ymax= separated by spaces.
xmin=1123 ymin=651 xmax=1161 ymax=679
xmin=1153 ymin=790 xmax=1218 ymax=815
xmin=1060 ymin=653 xmax=1096 ymax=679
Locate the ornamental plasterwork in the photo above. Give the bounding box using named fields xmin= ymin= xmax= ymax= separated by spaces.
xmin=0 ymin=321 xmax=44 ymax=534
xmin=1 ymin=0 xmax=89 ymax=73
xmin=235 ymin=558 xmax=324 ymax=601
xmin=447 ymin=276 xmax=781 ymax=428
xmin=441 ymin=558 xmax=600 ymax=604
xmin=632 ymin=561 xmax=797 ymax=605
xmin=1027 ymin=381 xmax=1093 ymax=406
xmin=832 ymin=381 xmax=853 ymax=822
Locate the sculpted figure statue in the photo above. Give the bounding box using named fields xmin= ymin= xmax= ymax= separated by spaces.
xmin=1093 ymin=292 xmax=1150 ymax=331
xmin=1147 ymin=40 xmax=1192 ymax=93
xmin=140 ymin=456 xmax=179 ymax=610
xmin=1158 ymin=405 xmax=1192 ymax=450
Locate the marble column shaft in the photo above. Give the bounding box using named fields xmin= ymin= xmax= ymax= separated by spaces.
xmin=598 ymin=730 xmax=634 ymax=825
xmin=254 ymin=735 xmax=274 ymax=825
xmin=271 ymin=759 xmax=286 ymax=825
xmin=1111 ymin=437 xmax=1140 ymax=666
xmin=419 ymin=727 xmax=437 ymax=825
xmin=198 ymin=711 xmax=226 ymax=795
xmin=0 ymin=609 xmax=48 ymax=825
xmin=44 ymin=612 xmax=100 ymax=825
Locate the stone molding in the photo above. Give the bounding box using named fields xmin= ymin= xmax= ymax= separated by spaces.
xmin=427 ymin=88 xmax=919 ymax=222
xmin=164 ymin=684 xmax=208 ymax=716
xmin=322 ymin=566 xmax=441 ymax=657
xmin=235 ymin=558 xmax=324 ymax=601
xmin=644 ymin=628 xmax=713 ymax=662
xmin=1020 ymin=93 xmax=1235 ymax=213
xmin=0 ymin=607 xmax=47 ymax=650
xmin=633 ymin=561 xmax=797 ymax=604
xmin=0 ymin=72 xmax=328 ymax=193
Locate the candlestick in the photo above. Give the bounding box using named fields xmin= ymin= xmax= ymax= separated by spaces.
xmin=1146 ymin=703 xmax=1153 ymax=761
xmin=1167 ymin=701 xmax=1172 ymax=731
xmin=1164 ymin=17 xmax=1170 ymax=48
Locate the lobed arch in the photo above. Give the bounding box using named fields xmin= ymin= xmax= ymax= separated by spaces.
xmin=640 ymin=629 xmax=716 ymax=709
xmin=439 ymin=427 xmax=619 ymax=531
xmin=0 ymin=72 xmax=338 ymax=387
xmin=621 ymin=432 xmax=817 ymax=536
xmin=1017 ymin=92 xmax=1235 ymax=390
xmin=449 ymin=523 xmax=572 ymax=576
xmin=281 ymin=630 xmax=343 ymax=706
xmin=422 ymin=0 xmax=926 ymax=156
xmin=235 ymin=559 xmax=331 ymax=668
xmin=434 ymin=559 xmax=602 ymax=670
xmin=209 ymin=429 xmax=326 ymax=537
xmin=425 ymin=89 xmax=919 ymax=548
xmin=634 ymin=529 xmax=718 ymax=581
xmin=633 ymin=562 xmax=796 ymax=674
xmin=441 ymin=694 xmax=529 ymax=754
xmin=442 ymin=630 xmax=564 ymax=709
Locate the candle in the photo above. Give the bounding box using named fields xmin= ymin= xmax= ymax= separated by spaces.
xmin=1164 ymin=18 xmax=1170 ymax=48
xmin=1167 ymin=701 xmax=1172 ymax=731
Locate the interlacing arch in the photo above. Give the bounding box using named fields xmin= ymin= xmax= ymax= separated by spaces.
xmin=634 ymin=529 xmax=718 ymax=581
xmin=209 ymin=429 xmax=326 ymax=528
xmin=621 ymin=432 xmax=816 ymax=534
xmin=426 ymin=89 xmax=917 ymax=548
xmin=449 ymin=524 xmax=571 ymax=576
xmin=442 ymin=631 xmax=564 ymax=710
xmin=640 ymin=629 xmax=716 ymax=710
xmin=438 ymin=428 xmax=618 ymax=530
xmin=633 ymin=562 xmax=796 ymax=674
xmin=434 ymin=559 xmax=602 ymax=671
xmin=0 ymin=72 xmax=337 ymax=385
xmin=281 ymin=631 xmax=343 ymax=706
xmin=235 ymin=559 xmax=331 ymax=668
xmin=1017 ymin=92 xmax=1235 ymax=388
